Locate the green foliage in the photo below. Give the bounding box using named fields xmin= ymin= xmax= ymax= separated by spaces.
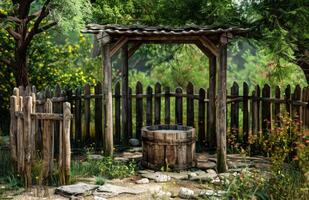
xmin=71 ymin=156 xmax=136 ymax=182
xmin=95 ymin=176 xmax=106 ymax=185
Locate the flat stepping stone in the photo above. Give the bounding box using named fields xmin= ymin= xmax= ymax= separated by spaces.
xmin=95 ymin=183 xmax=146 ymax=198
xmin=55 ymin=183 xmax=99 ymax=196
xmin=196 ymin=161 xmax=216 ymax=170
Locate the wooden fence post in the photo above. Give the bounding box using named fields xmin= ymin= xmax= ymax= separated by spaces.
xmin=164 ymin=87 xmax=171 ymax=124
xmin=136 ymin=82 xmax=143 ymax=140
xmin=114 ymin=82 xmax=121 ymax=144
xmin=9 ymin=88 xmax=19 ymax=169
xmin=84 ymin=84 xmax=91 ymax=146
xmin=262 ymin=84 xmax=271 ymax=133
xmin=95 ymin=82 xmax=103 ymax=149
xmin=128 ymin=87 xmax=133 ymax=139
xmin=154 ymin=83 xmax=161 ymax=125
xmin=75 ymin=87 xmax=82 ymax=147
xmin=274 ymin=86 xmax=281 ymax=126
xmin=243 ymin=82 xmax=249 ymax=146
xmin=63 ymin=102 xmax=71 ymax=184
xmin=175 ymin=87 xmax=183 ymax=125
xmin=24 ymin=96 xmax=33 ymax=188
xmin=146 ymin=86 xmax=153 ymax=126
xmin=230 ymin=82 xmax=239 ymax=141
xmin=187 ymin=82 xmax=194 ymax=127
xmin=198 ymin=88 xmax=206 ymax=146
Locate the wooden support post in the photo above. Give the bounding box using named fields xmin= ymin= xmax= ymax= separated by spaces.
xmin=122 ymin=43 xmax=129 ymax=145
xmin=208 ymin=54 xmax=216 ymax=150
xmin=216 ymin=44 xmax=228 ymax=173
xmin=63 ymin=102 xmax=71 ymax=184
xmin=102 ymin=42 xmax=114 ymax=156
xmin=24 ymin=96 xmax=32 ymax=188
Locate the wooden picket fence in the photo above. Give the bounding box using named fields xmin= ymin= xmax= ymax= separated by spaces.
xmin=30 ymin=81 xmax=309 ymax=151
xmin=10 ymin=86 xmax=72 ymax=187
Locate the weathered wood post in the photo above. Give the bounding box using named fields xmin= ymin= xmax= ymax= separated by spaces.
xmin=9 ymin=88 xmax=19 ymax=170
xmin=208 ymin=54 xmax=217 ymax=149
xmin=122 ymin=43 xmax=129 ymax=145
xmin=63 ymin=102 xmax=71 ymax=184
xmin=216 ymin=33 xmax=229 ymax=173
xmin=101 ymin=33 xmax=113 ymax=156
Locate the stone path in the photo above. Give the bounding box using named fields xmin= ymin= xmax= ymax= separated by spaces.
xmin=9 ymin=153 xmax=271 ymax=199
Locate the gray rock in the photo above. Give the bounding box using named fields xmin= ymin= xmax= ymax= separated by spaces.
xmin=196 ymin=161 xmax=216 ymax=170
xmin=87 ymin=154 xmax=103 ymax=160
xmin=163 ymin=171 xmax=188 ymax=180
xmin=141 ymin=172 xmax=171 ymax=182
xmin=189 ymin=170 xmax=217 ymax=182
xmin=55 ymin=183 xmax=99 ymax=196
xmin=136 ymin=178 xmax=150 ymax=184
xmin=94 ymin=196 xmax=107 ymax=200
xmin=199 ymin=189 xmax=226 ymax=197
xmin=129 ymin=138 xmax=140 ymax=146
xmin=151 ymin=188 xmax=172 ymax=199
xmin=154 ymin=173 xmax=171 ymax=182
xmin=178 ymin=187 xmax=194 ymax=199
xmin=211 ymin=177 xmax=222 ymax=185
xmin=96 ymin=183 xmax=146 ymax=198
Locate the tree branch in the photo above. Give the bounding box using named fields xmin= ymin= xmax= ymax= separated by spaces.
xmin=0 ymin=58 xmax=13 ymax=67
xmin=36 ymin=21 xmax=57 ymax=34
xmin=6 ymin=28 xmax=21 ymax=40
xmin=25 ymin=0 xmax=51 ymax=47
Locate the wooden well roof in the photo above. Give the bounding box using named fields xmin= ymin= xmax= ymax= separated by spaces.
xmin=83 ymin=24 xmax=249 ymax=37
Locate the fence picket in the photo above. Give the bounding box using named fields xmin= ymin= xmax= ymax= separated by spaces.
xmin=114 ymin=82 xmax=121 ymax=144
xmin=285 ymin=85 xmax=291 ymax=117
xmin=175 ymin=87 xmax=183 ymax=125
xmin=154 ymin=83 xmax=161 ymax=125
xmin=136 ymin=82 xmax=143 ymax=140
xmin=274 ymin=86 xmax=281 ymax=126
xmin=243 ymin=82 xmax=249 ymax=145
xmin=84 ymin=84 xmax=91 ymax=146
xmin=230 ymin=82 xmax=239 ymax=141
xmin=187 ymin=82 xmax=194 ymax=127
xmin=146 ymin=86 xmax=153 ymax=126
xmin=262 ymin=84 xmax=271 ymax=133
xmin=95 ymin=82 xmax=103 ymax=149
xmin=164 ymin=87 xmax=171 ymax=124
xmin=198 ymin=88 xmax=206 ymax=145
xmin=128 ymin=87 xmax=133 ymax=139
xmin=75 ymin=87 xmax=82 ymax=147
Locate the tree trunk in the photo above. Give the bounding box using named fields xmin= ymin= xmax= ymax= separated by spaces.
xmin=15 ymin=47 xmax=29 ymax=87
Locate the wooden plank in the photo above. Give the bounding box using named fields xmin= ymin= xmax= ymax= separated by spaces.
xmin=95 ymin=82 xmax=103 ymax=149
xmin=146 ymin=86 xmax=153 ymax=126
xmin=23 ymin=96 xmax=32 ymax=188
xmin=198 ymin=88 xmax=206 ymax=146
xmin=285 ymin=85 xmax=291 ymax=117
xmin=84 ymin=84 xmax=91 ymax=145
xmin=9 ymin=95 xmax=18 ymax=169
xmin=274 ymin=86 xmax=281 ymax=126
xmin=154 ymin=83 xmax=161 ymax=125
xmin=164 ymin=87 xmax=171 ymax=124
xmin=17 ymin=96 xmax=24 ymax=174
xmin=230 ymin=82 xmax=239 ymax=141
xmin=122 ymin=44 xmax=129 ymax=145
xmin=186 ymin=82 xmax=194 ymax=127
xmin=63 ymin=102 xmax=71 ymax=184
xmin=262 ymin=84 xmax=271 ymax=133
xmin=103 ymin=43 xmax=113 ymax=156
xmin=136 ymin=82 xmax=143 ymax=140
xmin=251 ymin=89 xmax=258 ymax=136
xmin=208 ymin=55 xmax=216 ymax=150
xmin=75 ymin=87 xmax=82 ymax=147
xmin=128 ymin=87 xmax=133 ymax=139
xmin=111 ymin=36 xmax=128 ymax=57
xmin=36 ymin=92 xmax=43 ymax=152
xmin=256 ymin=85 xmax=261 ymax=133
xmin=175 ymin=87 xmax=183 ymax=125
xmin=243 ymin=82 xmax=249 ymax=146
xmin=41 ymin=99 xmax=53 ymax=185
xmin=216 ymin=44 xmax=227 ymax=173
xmin=64 ymin=87 xmax=74 ymax=147
xmin=114 ymin=82 xmax=121 ymax=144
xmin=292 ymin=85 xmax=302 ymax=123
xmin=53 ymin=84 xmax=61 ymax=156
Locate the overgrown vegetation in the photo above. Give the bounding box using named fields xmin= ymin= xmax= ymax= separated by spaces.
xmin=222 ymin=114 xmax=309 ymax=200
xmin=70 ymin=155 xmax=136 ymax=184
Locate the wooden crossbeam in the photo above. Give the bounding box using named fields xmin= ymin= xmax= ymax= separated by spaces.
xmin=110 ymin=36 xmax=128 ymax=57
xmin=128 ymin=42 xmax=143 ymax=58
xmin=198 ymin=36 xmax=219 ymax=57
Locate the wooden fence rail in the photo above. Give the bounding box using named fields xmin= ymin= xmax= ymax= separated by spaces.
xmin=26 ymin=82 xmax=309 ymax=151
xmin=10 ymin=86 xmax=72 ymax=187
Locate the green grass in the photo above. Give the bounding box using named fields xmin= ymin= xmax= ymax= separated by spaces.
xmin=70 ymin=156 xmax=137 ymax=184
